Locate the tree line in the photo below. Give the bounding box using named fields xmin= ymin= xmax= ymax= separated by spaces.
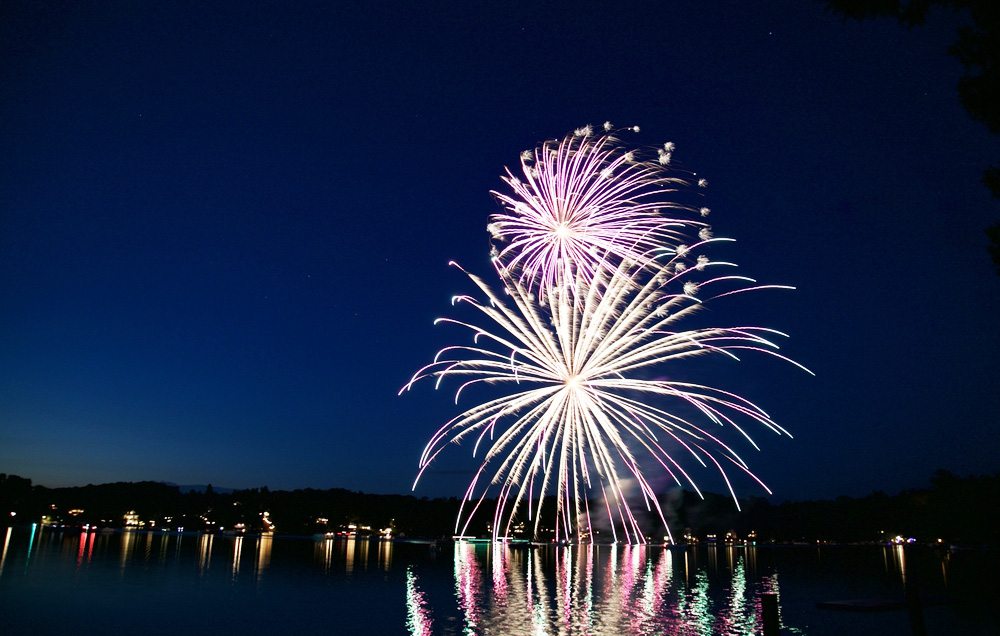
xmin=1 ymin=469 xmax=996 ymax=544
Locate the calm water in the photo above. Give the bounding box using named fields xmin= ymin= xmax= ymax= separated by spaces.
xmin=0 ymin=525 xmax=996 ymax=635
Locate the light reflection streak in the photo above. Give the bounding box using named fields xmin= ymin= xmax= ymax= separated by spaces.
xmin=198 ymin=533 xmax=213 ymax=574
xmin=119 ymin=529 xmax=135 ymax=573
xmin=76 ymin=531 xmax=87 ymax=568
xmin=454 ymin=541 xmax=483 ymax=632
xmin=159 ymin=531 xmax=169 ymax=564
xmin=232 ymin=535 xmax=244 ymax=578
xmin=571 ymin=547 xmax=589 ymax=632
xmin=530 ymin=548 xmax=550 ymax=633
xmin=641 ymin=559 xmax=655 ymax=621
xmin=0 ymin=527 xmax=12 ymax=577
xmin=357 ymin=536 xmax=370 ymax=571
xmin=609 ymin=544 xmax=618 ymax=584
xmin=345 ymin=537 xmax=356 ymax=574
xmin=319 ymin=537 xmax=334 ymax=573
xmin=688 ymin=570 xmax=714 ymax=636
xmin=378 ymin=538 xmax=393 ymax=572
xmin=583 ymin=545 xmax=595 ymax=632
xmin=618 ymin=545 xmax=641 ymax=624
xmin=255 ymin=534 xmax=272 ymax=582
xmin=24 ymin=523 xmax=37 ymax=573
xmin=524 ymin=546 xmax=538 ymax=629
xmin=659 ymin=549 xmax=677 ymax=629
xmin=895 ymin=544 xmax=907 ymax=585
xmin=557 ymin=546 xmax=572 ymax=630
xmin=405 ymin=565 xmax=433 ymax=636
xmin=724 ymin=557 xmax=751 ymax=634
xmin=882 ymin=543 xmax=909 ymax=585
xmin=491 ymin=542 xmax=509 ymax=602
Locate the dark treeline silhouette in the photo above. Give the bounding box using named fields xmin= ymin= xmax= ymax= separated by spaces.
xmin=671 ymin=469 xmax=1000 ymax=545
xmin=826 ymin=0 xmax=1000 ymax=273
xmin=2 ymin=470 xmax=997 ymax=544
xmin=0 ymin=473 xmax=461 ymax=538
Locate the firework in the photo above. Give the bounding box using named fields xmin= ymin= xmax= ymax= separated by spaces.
xmin=401 ymin=249 xmax=810 ymax=543
xmin=488 ymin=125 xmax=707 ymax=303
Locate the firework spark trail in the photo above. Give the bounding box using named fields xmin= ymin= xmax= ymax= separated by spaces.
xmin=488 ymin=126 xmax=708 ymax=303
xmin=401 ymin=248 xmax=811 ymax=542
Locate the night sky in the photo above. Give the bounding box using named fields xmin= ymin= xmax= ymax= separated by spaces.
xmin=2 ymin=1 xmax=998 ymax=502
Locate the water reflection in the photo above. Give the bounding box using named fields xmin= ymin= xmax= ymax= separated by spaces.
xmin=158 ymin=531 xmax=169 ymax=564
xmin=356 ymin=535 xmax=369 ymax=570
xmin=405 ymin=565 xmax=433 ymax=636
xmin=318 ymin=536 xmax=334 ymax=573
xmin=255 ymin=534 xmax=272 ymax=582
xmin=74 ymin=528 xmax=95 ymax=568
xmin=881 ymin=543 xmax=911 ymax=586
xmin=198 ymin=532 xmax=214 ymax=574
xmin=454 ymin=541 xmax=483 ymax=632
xmin=76 ymin=531 xmax=86 ymax=567
xmin=231 ymin=535 xmax=244 ymax=577
xmin=0 ymin=527 xmax=282 ymax=587
xmin=345 ymin=536 xmax=355 ymax=574
xmin=378 ymin=536 xmax=393 ymax=571
xmin=24 ymin=523 xmax=37 ymax=572
xmin=0 ymin=527 xmax=12 ymax=576
xmin=119 ymin=529 xmax=136 ymax=572
xmin=409 ymin=542 xmax=788 ymax=636
xmin=311 ymin=534 xmax=396 ymax=576
xmin=0 ymin=527 xmax=984 ymax=635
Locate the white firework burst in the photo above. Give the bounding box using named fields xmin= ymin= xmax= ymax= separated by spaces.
xmin=401 ymin=253 xmax=811 ymax=544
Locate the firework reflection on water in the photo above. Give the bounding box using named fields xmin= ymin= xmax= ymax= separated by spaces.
xmin=406 ymin=542 xmax=788 ymax=636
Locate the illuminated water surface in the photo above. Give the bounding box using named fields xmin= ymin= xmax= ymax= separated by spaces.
xmin=0 ymin=526 xmax=996 ymax=635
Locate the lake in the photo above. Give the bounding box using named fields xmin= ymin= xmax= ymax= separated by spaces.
xmin=1 ymin=525 xmax=997 ymax=635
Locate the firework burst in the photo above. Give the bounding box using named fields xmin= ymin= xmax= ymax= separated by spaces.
xmin=401 ymin=251 xmax=810 ymax=543
xmin=488 ymin=125 xmax=708 ymax=303
xmin=403 ymin=125 xmax=808 ymax=543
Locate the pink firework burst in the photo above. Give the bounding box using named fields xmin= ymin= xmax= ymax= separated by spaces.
xmin=489 ymin=125 xmax=708 ymax=302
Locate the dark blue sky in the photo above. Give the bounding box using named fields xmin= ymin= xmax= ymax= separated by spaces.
xmin=2 ymin=1 xmax=998 ymax=501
